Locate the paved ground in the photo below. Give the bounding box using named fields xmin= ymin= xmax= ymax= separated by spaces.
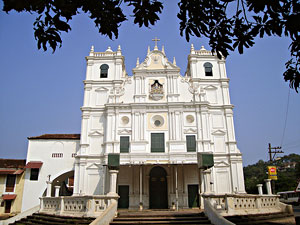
xmin=293 ymin=205 xmax=300 ymax=225
xmin=293 ymin=205 xmax=300 ymax=217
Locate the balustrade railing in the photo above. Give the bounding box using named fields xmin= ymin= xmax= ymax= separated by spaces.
xmin=203 ymin=194 xmax=281 ymax=216
xmin=40 ymin=195 xmax=119 ymax=217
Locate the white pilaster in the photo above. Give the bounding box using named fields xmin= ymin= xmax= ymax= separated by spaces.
xmin=46 ymin=181 xmax=52 ymax=197
xmin=139 ymin=166 xmax=143 ymax=209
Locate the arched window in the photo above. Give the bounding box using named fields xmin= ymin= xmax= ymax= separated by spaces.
xmin=204 ymin=62 xmax=213 ymax=76
xmin=100 ymin=64 xmax=109 ymax=78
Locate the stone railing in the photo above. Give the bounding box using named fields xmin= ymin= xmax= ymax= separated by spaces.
xmin=203 ymin=194 xmax=281 ymax=216
xmin=93 ymin=52 xmax=117 ymax=57
xmin=194 ymin=50 xmax=213 ymax=56
xmin=40 ymin=195 xmax=119 ymax=217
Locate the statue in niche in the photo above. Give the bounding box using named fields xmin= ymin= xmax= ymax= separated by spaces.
xmin=149 ymin=80 xmax=164 ymax=101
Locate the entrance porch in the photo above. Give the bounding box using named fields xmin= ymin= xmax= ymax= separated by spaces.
xmin=116 ymin=164 xmax=202 ymax=210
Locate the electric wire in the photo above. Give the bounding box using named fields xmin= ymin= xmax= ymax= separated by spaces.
xmin=280 ymin=88 xmax=290 ymax=148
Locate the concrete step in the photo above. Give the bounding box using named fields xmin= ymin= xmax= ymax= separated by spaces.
xmin=110 ymin=221 xmax=212 ymax=225
xmin=110 ymin=210 xmax=212 ymax=225
xmin=113 ymin=216 xmax=209 ymax=221
xmin=29 ymin=213 xmax=94 ymax=224
xmin=225 ymin=212 xmax=295 ymax=225
xmin=9 ymin=213 xmax=95 ymax=225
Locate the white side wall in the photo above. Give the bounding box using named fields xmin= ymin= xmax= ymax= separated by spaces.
xmin=21 ymin=139 xmax=79 ymax=212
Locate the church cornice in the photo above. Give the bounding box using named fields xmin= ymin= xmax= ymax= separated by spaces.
xmin=190 ymin=78 xmax=229 ymax=82
xmin=84 ymin=80 xmax=124 ymax=85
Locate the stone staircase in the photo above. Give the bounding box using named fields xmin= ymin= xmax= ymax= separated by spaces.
xmin=110 ymin=210 xmax=213 ymax=225
xmin=225 ymin=212 xmax=296 ymax=225
xmin=9 ymin=213 xmax=95 ymax=225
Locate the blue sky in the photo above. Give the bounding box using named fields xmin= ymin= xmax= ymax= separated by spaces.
xmin=0 ymin=1 xmax=299 ymax=165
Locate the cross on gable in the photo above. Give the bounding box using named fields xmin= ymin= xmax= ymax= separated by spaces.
xmin=152 ymin=37 xmax=160 ymax=49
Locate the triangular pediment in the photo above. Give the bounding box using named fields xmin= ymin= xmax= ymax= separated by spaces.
xmin=212 ymin=130 xmax=226 ymax=135
xmin=95 ymin=87 xmax=109 ymax=92
xmin=86 ymin=163 xmax=101 ymax=169
xmin=118 ymin=129 xmax=132 ymax=135
xmin=134 ymin=49 xmax=179 ymax=72
xmin=204 ymin=85 xmax=218 ymax=90
xmin=184 ymin=128 xmax=197 ymax=134
xmin=214 ymin=161 xmax=230 ymax=167
xmin=88 ymin=130 xmax=104 ymax=136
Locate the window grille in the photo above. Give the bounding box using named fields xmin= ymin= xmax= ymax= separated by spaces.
xmin=52 ymin=153 xmax=63 ymax=158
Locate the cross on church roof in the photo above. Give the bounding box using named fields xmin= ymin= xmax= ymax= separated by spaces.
xmin=152 ymin=37 xmax=160 ymax=50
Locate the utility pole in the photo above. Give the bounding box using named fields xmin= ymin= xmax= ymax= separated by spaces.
xmin=268 ymin=143 xmax=283 ymax=161
xmin=267 ymin=143 xmax=284 ymax=195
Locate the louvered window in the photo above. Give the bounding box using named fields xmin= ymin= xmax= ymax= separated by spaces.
xmin=151 ymin=133 xmax=165 ymax=152
xmin=186 ymin=135 xmax=196 ymax=152
xmin=204 ymin=62 xmax=213 ymax=76
xmin=100 ymin=64 xmax=109 ymax=78
xmin=120 ymin=136 xmax=130 ymax=153
xmin=5 ymin=175 xmax=16 ymax=192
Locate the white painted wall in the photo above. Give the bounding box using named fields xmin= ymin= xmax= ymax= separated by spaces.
xmin=21 ymin=139 xmax=79 ymax=211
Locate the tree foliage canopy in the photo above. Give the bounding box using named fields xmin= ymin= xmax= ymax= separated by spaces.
xmin=244 ymin=154 xmax=300 ymax=194
xmin=3 ymin=0 xmax=300 ymax=91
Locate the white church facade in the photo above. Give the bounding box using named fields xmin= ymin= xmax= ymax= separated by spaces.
xmin=22 ymin=40 xmax=245 ymax=212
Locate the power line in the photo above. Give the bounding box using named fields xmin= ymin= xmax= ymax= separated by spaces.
xmin=280 ymin=88 xmax=290 ymax=147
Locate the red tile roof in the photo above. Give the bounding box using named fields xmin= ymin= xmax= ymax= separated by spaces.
xmin=0 ymin=169 xmax=24 ymax=175
xmin=24 ymin=161 xmax=43 ymax=169
xmin=28 ymin=134 xmax=80 ymax=140
xmin=0 ymin=159 xmax=26 ymax=169
xmin=2 ymin=194 xmax=17 ymax=200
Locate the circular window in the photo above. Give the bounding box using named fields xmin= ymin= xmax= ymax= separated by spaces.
xmin=186 ymin=115 xmax=195 ymax=123
xmin=121 ymin=116 xmax=129 ymax=125
xmin=152 ymin=115 xmax=164 ymax=128
xmin=154 ymin=120 xmax=161 ymax=127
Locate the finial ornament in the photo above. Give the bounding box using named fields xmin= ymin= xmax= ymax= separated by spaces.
xmin=191 ymin=44 xmax=195 ymax=54
xmin=117 ymin=45 xmax=122 ymax=55
xmin=89 ymin=45 xmax=94 ymax=56
xmin=200 ymin=45 xmax=206 ymax=50
xmin=106 ymin=46 xmax=113 ymax=52
xmin=136 ymin=57 xmax=140 ymax=67
xmin=173 ymin=57 xmax=176 ymax=66
xmin=147 ymin=46 xmax=150 ymax=55
xmin=152 ymin=37 xmax=160 ymax=50
xmin=162 ymin=45 xmax=165 ymax=54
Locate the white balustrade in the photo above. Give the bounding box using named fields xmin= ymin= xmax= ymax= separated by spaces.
xmin=203 ymin=194 xmax=281 ymax=216
xmin=39 ymin=195 xmax=119 ymax=217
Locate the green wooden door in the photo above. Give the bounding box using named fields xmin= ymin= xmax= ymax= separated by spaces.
xmin=149 ymin=167 xmax=168 ymax=209
xmin=188 ymin=185 xmax=199 ymax=208
xmin=118 ymin=185 xmax=129 ymax=208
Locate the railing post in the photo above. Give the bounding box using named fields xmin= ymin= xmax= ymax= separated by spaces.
xmin=255 ymin=196 xmax=261 ymax=209
xmin=256 ymin=184 xmax=263 ymax=195
xmin=55 ymin=186 xmax=60 ymax=197
xmin=60 ymin=197 xmax=64 ymax=215
xmin=108 ymin=170 xmax=119 ymax=195
xmin=40 ymin=197 xmax=44 ymax=211
xmin=264 ymin=179 xmax=272 ymax=195
xmin=46 ymin=181 xmax=52 ymax=197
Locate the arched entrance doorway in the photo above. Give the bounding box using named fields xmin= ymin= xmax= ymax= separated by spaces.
xmin=149 ymin=166 xmax=168 ymax=209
